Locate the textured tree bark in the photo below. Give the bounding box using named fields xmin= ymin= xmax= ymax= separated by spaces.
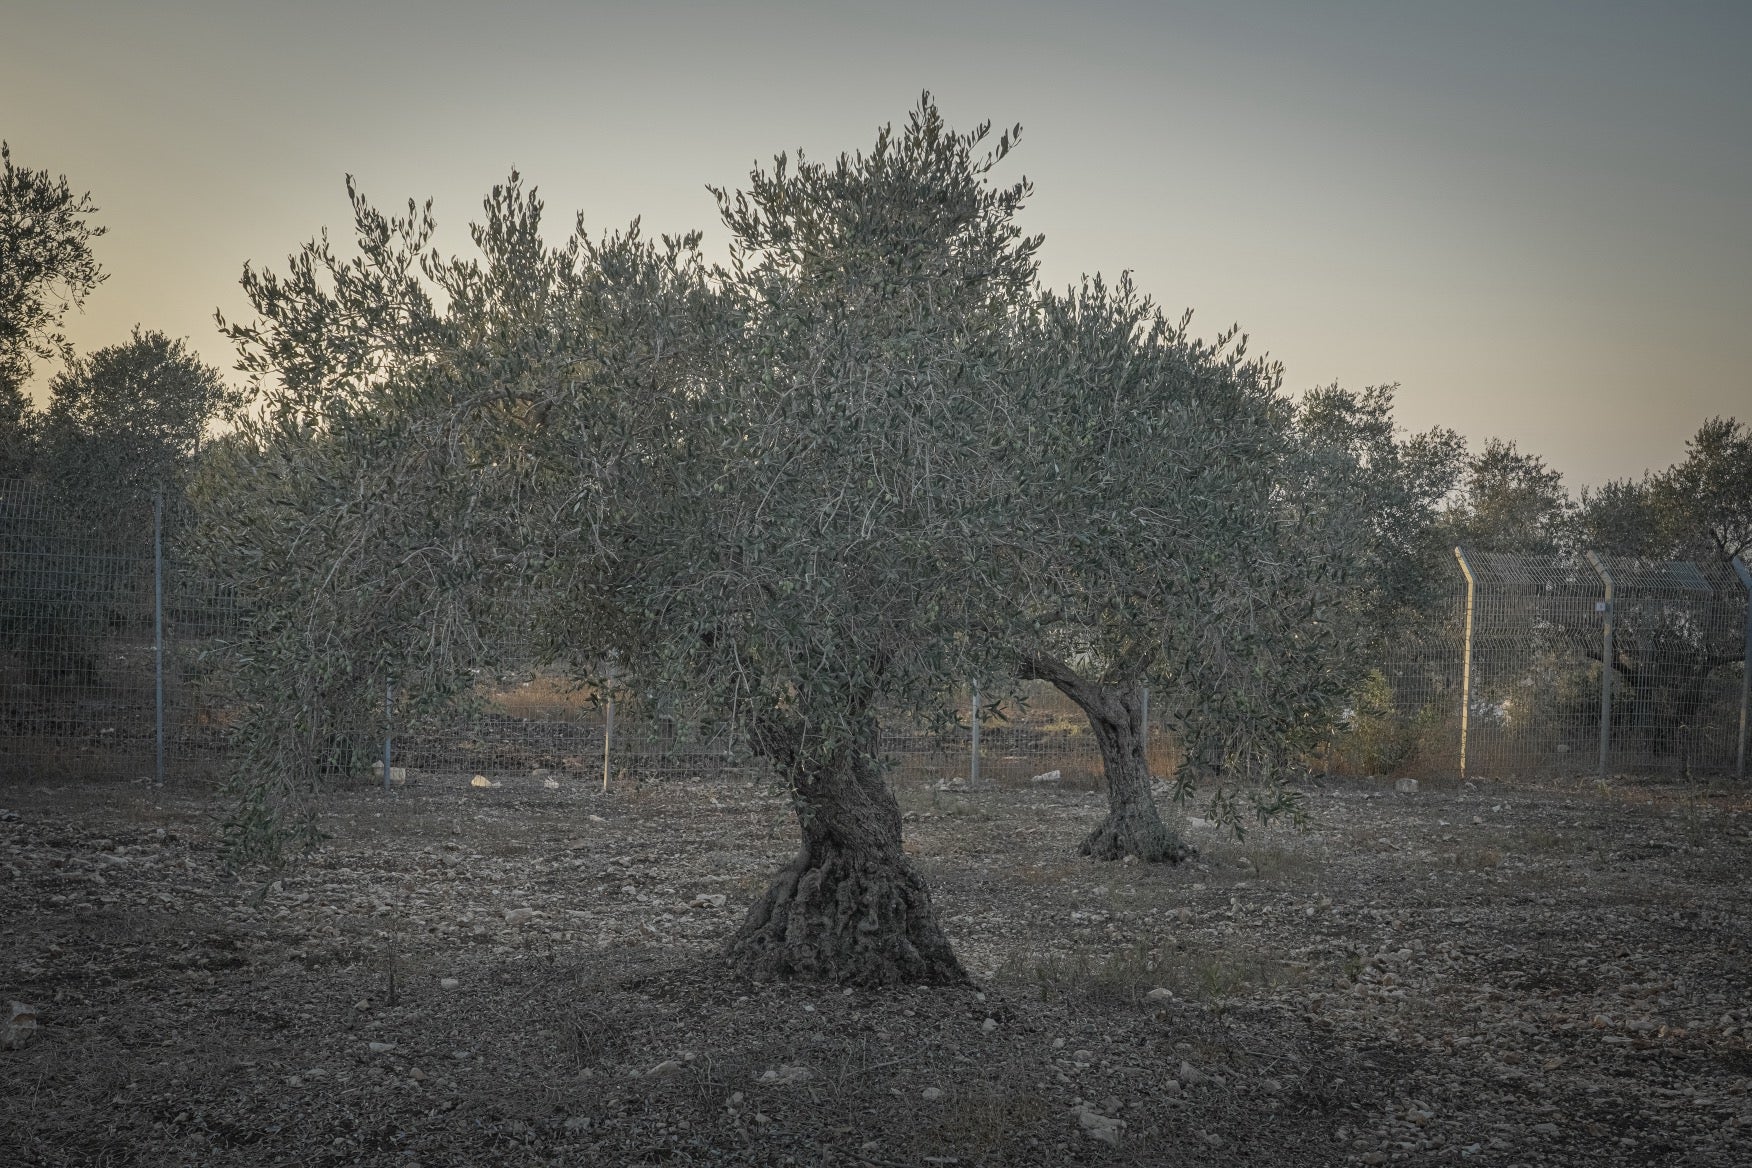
xmin=1021 ymin=653 xmax=1196 ymax=864
xmin=724 ymin=711 xmax=967 ymax=985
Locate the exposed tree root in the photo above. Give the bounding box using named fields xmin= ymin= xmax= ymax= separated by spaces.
xmin=724 ymin=843 xmax=967 ymax=986
xmin=1079 ymin=808 xmax=1196 ymax=864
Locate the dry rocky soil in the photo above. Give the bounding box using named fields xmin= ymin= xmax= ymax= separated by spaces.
xmin=2 ymin=765 xmax=1749 ymax=1167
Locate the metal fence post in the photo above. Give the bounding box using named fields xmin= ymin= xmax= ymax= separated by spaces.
xmin=602 ymin=692 xmax=615 ymax=793
xmin=1733 ymin=556 xmax=1752 ymax=781
xmin=383 ymin=681 xmax=394 ymax=792
xmin=153 ymin=491 xmax=165 ymax=788
xmin=1453 ymin=547 xmax=1477 ymax=780
xmin=1139 ymin=684 xmax=1150 ymax=776
xmin=969 ymin=684 xmax=981 ymax=788
xmin=1585 ymin=552 xmax=1615 ymax=782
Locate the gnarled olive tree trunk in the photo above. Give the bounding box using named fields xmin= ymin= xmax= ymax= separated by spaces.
xmin=724 ymin=710 xmax=967 ymax=985
xmin=1022 ymin=654 xmax=1195 ymax=864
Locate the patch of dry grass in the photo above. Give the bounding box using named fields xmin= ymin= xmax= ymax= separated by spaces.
xmin=997 ymin=937 xmax=1301 ymax=1007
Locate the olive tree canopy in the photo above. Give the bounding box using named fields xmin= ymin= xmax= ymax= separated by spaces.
xmin=0 ymin=142 xmax=107 ymax=469
xmin=984 ymin=279 xmax=1422 ymax=859
xmin=209 ymin=97 xmax=1037 ymax=984
xmin=37 ymin=327 xmax=235 ymax=513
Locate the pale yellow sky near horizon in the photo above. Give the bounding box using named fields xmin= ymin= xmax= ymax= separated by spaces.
xmin=4 ymin=0 xmax=1747 ymax=489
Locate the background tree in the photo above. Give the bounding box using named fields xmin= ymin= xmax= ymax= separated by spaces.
xmin=36 ymin=327 xmax=236 ymax=517
xmin=1295 ymin=385 xmax=1467 ymax=775
xmin=1579 ymin=416 xmax=1752 ymax=566
xmin=1439 ymin=437 xmax=1572 ymax=554
xmin=0 ymin=142 xmax=106 ymax=472
xmin=0 ymin=329 xmax=233 ymax=692
xmin=1295 ymin=384 xmax=1466 ymax=617
xmin=985 ymin=282 xmax=1432 ymax=859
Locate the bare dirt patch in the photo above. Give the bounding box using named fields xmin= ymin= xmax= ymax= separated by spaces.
xmin=2 ymin=769 xmax=1749 ymax=1166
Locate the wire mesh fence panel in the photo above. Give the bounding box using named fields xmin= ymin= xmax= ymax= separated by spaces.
xmin=159 ymin=556 xmax=240 ymax=782
xmin=3 ymin=481 xmax=235 ymax=784
xmin=2 ymin=481 xmax=155 ymax=781
xmin=392 ymin=672 xmax=745 ymax=787
xmin=1458 ymin=550 xmax=1613 ymax=778
xmin=977 ymin=683 xmax=1108 ymax=788
xmin=1591 ymin=555 xmax=1747 ymax=777
xmin=1448 ymin=550 xmax=1750 ymax=779
xmin=880 ymin=683 xmax=1122 ymax=791
xmin=383 ymin=678 xmax=1122 ymax=793
xmin=1322 ymin=579 xmax=1468 ymax=780
xmin=406 ymin=680 xmax=1140 ymax=793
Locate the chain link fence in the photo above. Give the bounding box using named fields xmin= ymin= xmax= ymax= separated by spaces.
xmin=5 ymin=481 xmax=1748 ymax=789
xmin=1320 ymin=579 xmax=1469 ymax=781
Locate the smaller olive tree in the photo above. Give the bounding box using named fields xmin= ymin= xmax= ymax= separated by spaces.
xmin=988 ymin=276 xmax=1382 ymax=860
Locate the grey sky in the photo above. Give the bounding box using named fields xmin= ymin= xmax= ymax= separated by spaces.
xmin=4 ymin=0 xmax=1747 ymax=487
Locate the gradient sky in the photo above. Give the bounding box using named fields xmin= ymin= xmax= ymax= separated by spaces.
xmin=4 ymin=0 xmax=1747 ymax=488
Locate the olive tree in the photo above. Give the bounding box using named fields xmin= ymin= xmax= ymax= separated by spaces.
xmin=0 ymin=141 xmax=107 ymax=468
xmin=208 ymin=98 xmax=1034 ymax=985
xmin=989 ymin=277 xmax=1391 ymax=860
xmin=480 ymin=99 xmax=1035 ymax=983
xmin=637 ymin=100 xmax=1037 ymax=982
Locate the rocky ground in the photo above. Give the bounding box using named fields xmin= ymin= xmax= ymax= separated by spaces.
xmin=1 ymin=765 xmax=1749 ymax=1167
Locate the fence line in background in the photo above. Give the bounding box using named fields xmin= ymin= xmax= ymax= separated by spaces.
xmin=1454 ymin=546 xmax=1477 ymax=780
xmin=1735 ymin=559 xmax=1752 ymax=780
xmin=5 ymin=482 xmax=1750 ymax=788
xmin=1586 ymin=551 xmax=1616 ymax=783
xmin=1440 ymin=547 xmax=1752 ymax=783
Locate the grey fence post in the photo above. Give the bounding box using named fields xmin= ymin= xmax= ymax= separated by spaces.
xmin=1585 ymin=552 xmax=1616 ymax=782
xmin=153 ymin=491 xmax=165 ymax=788
xmin=1140 ymin=684 xmax=1150 ymax=776
xmin=383 ymin=682 xmax=394 ymax=792
xmin=1454 ymin=547 xmax=1477 ymax=780
xmin=602 ymin=693 xmax=616 ymax=793
xmin=969 ymin=684 xmax=981 ymax=788
xmin=1733 ymin=556 xmax=1752 ymax=781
